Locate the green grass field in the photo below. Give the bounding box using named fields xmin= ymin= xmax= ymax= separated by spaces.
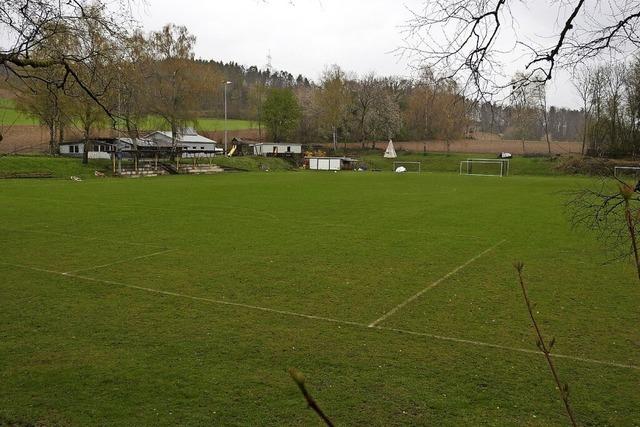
xmin=1 ymin=169 xmax=639 ymax=426
xmin=0 ymin=97 xmax=257 ymax=130
xmin=140 ymin=116 xmax=256 ymax=132
xmin=0 ymin=98 xmax=39 ymax=126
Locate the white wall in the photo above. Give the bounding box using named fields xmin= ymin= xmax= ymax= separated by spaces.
xmin=180 ymin=143 xmax=218 ymax=151
xmin=253 ymin=144 xmax=302 ymax=156
xmin=309 ymin=157 xmax=341 ymax=171
xmin=60 ymin=144 xmax=83 ymax=155
xmin=88 ymin=151 xmax=111 ymax=159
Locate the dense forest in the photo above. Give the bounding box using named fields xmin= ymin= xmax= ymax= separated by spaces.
xmin=197 ymin=60 xmax=587 ymax=144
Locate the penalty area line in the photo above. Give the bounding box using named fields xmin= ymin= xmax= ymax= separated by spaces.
xmin=368 ymin=239 xmax=507 ymax=328
xmin=2 ymin=260 xmax=639 ymax=371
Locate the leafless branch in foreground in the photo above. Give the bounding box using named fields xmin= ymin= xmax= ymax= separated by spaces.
xmin=514 ymin=262 xmax=578 ymax=427
xmin=288 ymin=368 xmax=334 ymax=427
xmin=402 ymin=1 xmax=640 ymax=98
xmin=566 ymin=177 xmax=640 ymax=280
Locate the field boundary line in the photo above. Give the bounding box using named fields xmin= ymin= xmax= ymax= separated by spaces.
xmin=368 ymin=239 xmax=507 ymax=328
xmin=62 ymin=249 xmax=175 ymax=274
xmin=3 ymin=260 xmax=638 ymax=371
xmin=372 ymin=326 xmax=640 ymax=370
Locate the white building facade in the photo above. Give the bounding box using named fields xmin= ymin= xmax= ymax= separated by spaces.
xmin=249 ymin=143 xmax=302 ymax=156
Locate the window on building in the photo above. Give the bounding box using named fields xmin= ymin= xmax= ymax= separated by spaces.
xmin=287 ymin=146 xmax=291 ymax=152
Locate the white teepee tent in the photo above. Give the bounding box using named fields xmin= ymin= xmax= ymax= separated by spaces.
xmin=384 ymin=139 xmax=397 ymax=158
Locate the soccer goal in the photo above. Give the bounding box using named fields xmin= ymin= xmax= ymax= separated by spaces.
xmin=614 ymin=166 xmax=640 ymax=179
xmin=393 ymin=161 xmax=421 ymax=173
xmin=460 ymin=159 xmax=509 ymax=177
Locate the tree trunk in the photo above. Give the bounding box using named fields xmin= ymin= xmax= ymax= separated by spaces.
xmin=58 ymin=125 xmax=64 ymax=154
xmin=332 ymin=127 xmax=337 ymax=152
xmin=542 ymin=110 xmax=551 ymax=156
xmin=82 ymin=138 xmax=89 ymax=164
xmin=581 ymin=115 xmax=588 ymax=156
xmin=82 ymin=123 xmax=91 ymax=164
xmin=49 ymin=124 xmax=56 ymax=155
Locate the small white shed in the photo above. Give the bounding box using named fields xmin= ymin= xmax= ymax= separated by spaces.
xmin=250 ymin=142 xmax=302 ymax=156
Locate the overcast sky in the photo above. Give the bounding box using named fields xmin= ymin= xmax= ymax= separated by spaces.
xmin=138 ymin=0 xmax=581 ymax=108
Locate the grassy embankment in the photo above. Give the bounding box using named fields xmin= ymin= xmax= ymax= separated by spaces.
xmin=0 ymin=97 xmax=256 ymax=131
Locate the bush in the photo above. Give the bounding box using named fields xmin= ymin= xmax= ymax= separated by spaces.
xmin=555 ymin=156 xmax=640 ymax=176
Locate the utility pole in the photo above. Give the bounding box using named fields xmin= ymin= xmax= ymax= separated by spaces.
xmin=224 ymin=81 xmax=232 ymax=154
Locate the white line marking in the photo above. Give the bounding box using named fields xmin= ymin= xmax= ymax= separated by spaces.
xmin=1 ymin=262 xmax=63 ymax=275
xmin=372 ymin=326 xmax=640 ymax=371
xmin=68 ymin=273 xmax=368 ymax=328
xmin=368 ymin=239 xmax=507 ymax=327
xmin=2 ymin=259 xmax=638 ymax=371
xmin=62 ymin=249 xmax=175 ymax=274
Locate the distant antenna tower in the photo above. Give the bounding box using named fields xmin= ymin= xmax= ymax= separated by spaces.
xmin=266 ymin=50 xmax=273 ymax=73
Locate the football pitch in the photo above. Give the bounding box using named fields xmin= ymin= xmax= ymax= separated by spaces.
xmin=1 ymin=171 xmax=639 ymax=426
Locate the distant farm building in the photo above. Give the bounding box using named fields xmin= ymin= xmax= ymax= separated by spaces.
xmin=59 ymin=140 xmax=118 ymax=159
xmin=146 ymin=128 xmax=222 ymax=157
xmin=306 ymin=157 xmax=358 ymax=171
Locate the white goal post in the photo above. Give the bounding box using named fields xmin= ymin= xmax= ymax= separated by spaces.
xmin=459 ymin=159 xmax=508 ymax=177
xmin=614 ymin=166 xmax=640 ymax=178
xmin=393 ymin=161 xmax=421 ymax=173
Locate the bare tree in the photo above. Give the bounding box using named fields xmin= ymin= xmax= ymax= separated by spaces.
xmin=68 ymin=6 xmax=116 ymax=163
xmin=351 ymin=72 xmax=379 ymax=148
xmin=146 ymin=24 xmax=217 ymax=148
xmin=509 ymin=72 xmax=540 ymax=154
xmin=115 ymin=31 xmax=152 ymax=151
xmin=317 ymin=65 xmax=351 ymax=151
xmin=0 ymin=0 xmax=136 ymax=142
xmin=249 ymin=79 xmax=268 ymax=142
xmin=403 ymin=1 xmax=640 ymax=96
xmin=533 ymin=82 xmax=552 ymax=156
xmin=573 ymin=66 xmax=595 ymax=155
xmin=14 ymin=76 xmax=69 ymax=154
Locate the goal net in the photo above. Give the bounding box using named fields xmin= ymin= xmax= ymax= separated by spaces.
xmin=459 ymin=159 xmax=509 ymax=177
xmin=614 ymin=166 xmax=640 ymax=179
xmin=393 ymin=161 xmax=421 ymax=173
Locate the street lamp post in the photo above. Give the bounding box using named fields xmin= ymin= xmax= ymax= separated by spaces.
xmin=224 ymin=81 xmax=232 ymax=154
